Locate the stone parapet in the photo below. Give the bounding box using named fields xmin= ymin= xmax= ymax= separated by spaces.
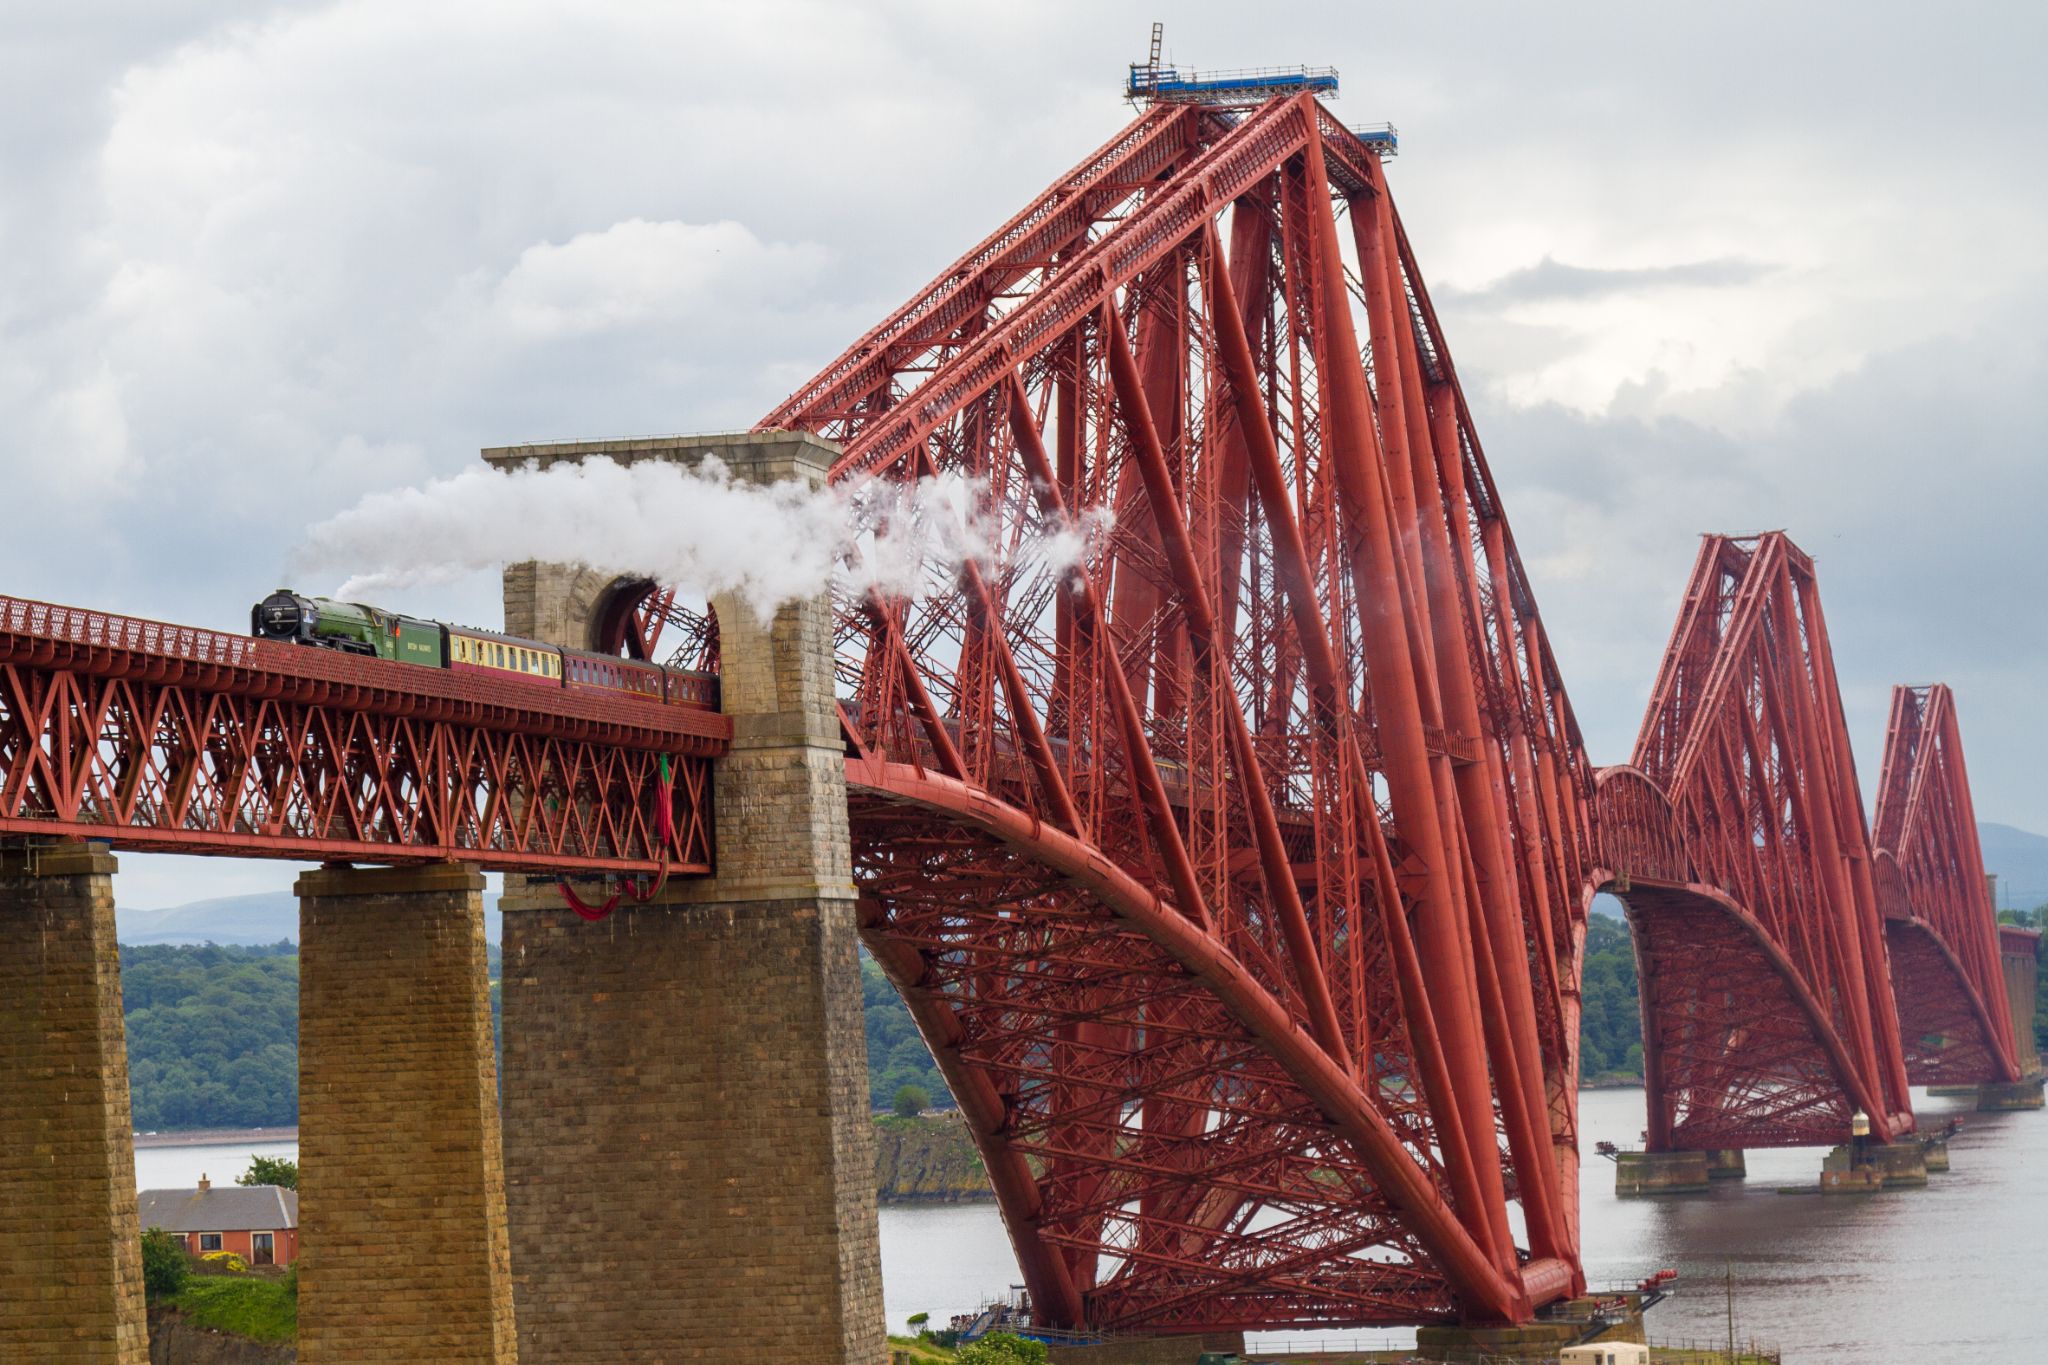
xmin=0 ymin=841 xmax=147 ymax=1364
xmin=296 ymin=861 xmax=514 ymax=1363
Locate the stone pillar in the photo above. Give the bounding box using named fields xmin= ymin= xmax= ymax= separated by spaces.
xmin=1612 ymin=1149 xmax=1709 ymax=1196
xmin=0 ymin=842 xmax=147 ymax=1364
xmin=494 ymin=433 xmax=884 ymax=1364
xmin=297 ymin=863 xmax=515 ymax=1363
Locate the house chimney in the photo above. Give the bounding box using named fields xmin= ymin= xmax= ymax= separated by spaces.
xmin=198 ymin=1173 xmax=210 ymax=1192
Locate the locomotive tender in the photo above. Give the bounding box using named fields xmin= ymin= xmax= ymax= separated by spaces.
xmin=250 ymin=589 xmax=716 ymax=708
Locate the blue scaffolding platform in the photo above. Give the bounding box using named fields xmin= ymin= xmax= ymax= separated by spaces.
xmin=1125 ymin=61 xmax=1340 ymax=107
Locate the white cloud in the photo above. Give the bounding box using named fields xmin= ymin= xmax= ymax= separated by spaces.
xmin=490 ymin=218 xmax=828 ymax=340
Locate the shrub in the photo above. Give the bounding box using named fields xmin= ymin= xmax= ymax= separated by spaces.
xmin=957 ymin=1332 xmax=1049 ymax=1365
xmin=202 ymin=1250 xmax=250 ymax=1274
xmin=236 ymin=1155 xmax=299 ymax=1191
xmin=892 ymin=1083 xmax=932 ymax=1118
xmin=141 ymin=1228 xmax=189 ymax=1299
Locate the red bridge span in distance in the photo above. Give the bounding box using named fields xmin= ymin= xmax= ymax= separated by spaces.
xmin=1 ymin=91 xmax=2037 ymax=1338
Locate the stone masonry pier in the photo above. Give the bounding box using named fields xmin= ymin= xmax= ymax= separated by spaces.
xmin=296 ymin=862 xmax=516 ymax=1362
xmin=493 ymin=432 xmax=885 ymax=1364
xmin=0 ymin=842 xmax=148 ymax=1364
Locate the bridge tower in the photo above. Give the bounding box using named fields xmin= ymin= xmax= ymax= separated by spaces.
xmin=1600 ymin=533 xmax=1923 ymax=1192
xmin=1873 ymin=683 xmax=2042 ymax=1111
xmin=489 ymin=432 xmax=886 ymax=1365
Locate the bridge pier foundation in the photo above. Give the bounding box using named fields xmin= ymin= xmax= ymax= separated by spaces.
xmin=1612 ymin=1149 xmax=1709 ymax=1196
xmin=0 ymin=842 xmax=147 ymax=1364
xmin=1705 ymin=1147 xmax=1747 ymax=1180
xmin=296 ymin=862 xmax=515 ymax=1363
xmin=1820 ymin=1137 xmax=1929 ymax=1192
xmin=495 ymin=432 xmax=884 ymax=1364
xmin=1975 ymin=1076 xmax=2046 ymax=1111
xmin=1416 ymin=1299 xmax=1645 ymax=1362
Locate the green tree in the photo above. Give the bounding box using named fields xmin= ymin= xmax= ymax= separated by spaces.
xmin=957 ymin=1333 xmax=1049 ymax=1365
xmin=237 ymin=1154 xmax=298 ymax=1190
xmin=1578 ymin=909 xmax=1643 ymax=1080
xmin=862 ymin=953 xmax=952 ymax=1111
xmin=892 ymin=1084 xmax=932 ymax=1118
xmin=140 ymin=1227 xmax=189 ymax=1300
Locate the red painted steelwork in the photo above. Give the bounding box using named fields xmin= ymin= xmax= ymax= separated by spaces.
xmin=759 ymin=95 xmax=1596 ymax=1331
xmin=1622 ymin=533 xmax=1913 ymax=1150
xmin=0 ymin=594 xmax=724 ymax=872
xmin=1873 ymin=684 xmax=2021 ymax=1084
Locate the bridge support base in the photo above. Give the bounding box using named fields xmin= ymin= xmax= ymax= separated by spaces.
xmin=0 ymin=842 xmax=147 ymax=1364
xmin=1975 ymin=1077 xmax=2046 ymax=1111
xmin=1613 ymin=1149 xmax=1710 ymax=1196
xmin=1416 ymin=1303 xmax=1645 ymax=1362
xmin=296 ymin=862 xmax=515 ymax=1363
xmin=1820 ymin=1138 xmax=1928 ymax=1192
xmin=497 ymin=430 xmax=884 ymax=1365
xmin=1705 ymin=1147 xmax=1747 ymax=1180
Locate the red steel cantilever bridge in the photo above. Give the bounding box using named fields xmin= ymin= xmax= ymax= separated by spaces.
xmin=0 ymin=93 xmax=2031 ymax=1334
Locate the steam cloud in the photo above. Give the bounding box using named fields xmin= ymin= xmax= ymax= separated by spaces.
xmin=294 ymin=456 xmax=1111 ymax=618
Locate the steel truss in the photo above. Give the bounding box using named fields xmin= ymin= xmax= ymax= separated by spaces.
xmin=754 ymin=95 xmax=1597 ymax=1329
xmin=0 ymin=595 xmax=723 ymax=872
xmin=1873 ymin=685 xmax=2021 ymax=1084
xmin=1621 ymin=534 xmax=1914 ymax=1149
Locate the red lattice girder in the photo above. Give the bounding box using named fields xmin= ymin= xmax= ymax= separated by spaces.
xmin=1624 ymin=534 xmax=1914 ymax=1147
xmin=766 ymin=94 xmax=1596 ymax=1330
xmin=1872 ymin=684 xmax=2020 ymax=1083
xmin=0 ymin=595 xmax=722 ymax=872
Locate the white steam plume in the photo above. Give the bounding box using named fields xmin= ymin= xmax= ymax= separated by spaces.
xmin=293 ymin=456 xmax=1111 ymax=619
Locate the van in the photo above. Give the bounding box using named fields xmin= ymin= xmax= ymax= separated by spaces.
xmin=1560 ymin=1345 xmax=1649 ymax=1365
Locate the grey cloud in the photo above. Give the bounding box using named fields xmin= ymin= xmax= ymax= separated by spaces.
xmin=3 ymin=0 xmax=2048 ymax=909
xmin=1445 ymin=255 xmax=1779 ymax=306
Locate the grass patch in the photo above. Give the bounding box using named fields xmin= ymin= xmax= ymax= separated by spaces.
xmin=167 ymin=1276 xmax=297 ymax=1343
xmin=887 ymin=1335 xmax=957 ymax=1361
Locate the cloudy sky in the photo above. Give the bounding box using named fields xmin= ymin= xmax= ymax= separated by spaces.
xmin=3 ymin=1 xmax=2043 ymax=907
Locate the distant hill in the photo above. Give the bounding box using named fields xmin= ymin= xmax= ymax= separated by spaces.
xmin=117 ymin=890 xmax=503 ymax=946
xmin=1979 ymin=822 xmax=2048 ymax=912
xmin=117 ymin=893 xmax=299 ymax=946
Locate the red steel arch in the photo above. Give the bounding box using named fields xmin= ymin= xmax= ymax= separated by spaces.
xmin=1622 ymin=533 xmax=1915 ymax=1148
xmin=1873 ymin=684 xmax=2021 ymax=1085
xmin=763 ymin=95 xmax=1598 ymax=1329
xmin=1588 ymin=766 xmax=1882 ymax=1149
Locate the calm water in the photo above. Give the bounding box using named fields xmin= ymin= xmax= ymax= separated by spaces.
xmin=136 ymin=1089 xmax=2046 ymax=1363
xmin=874 ymin=1087 xmax=2048 ymax=1363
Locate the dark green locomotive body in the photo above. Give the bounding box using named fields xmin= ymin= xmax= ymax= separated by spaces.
xmin=252 ymin=590 xmax=444 ymax=666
